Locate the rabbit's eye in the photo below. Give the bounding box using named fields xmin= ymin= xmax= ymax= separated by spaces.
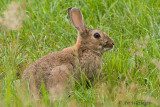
xmin=94 ymin=33 xmax=100 ymax=39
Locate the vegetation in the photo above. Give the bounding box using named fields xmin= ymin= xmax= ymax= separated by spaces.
xmin=0 ymin=0 xmax=160 ymax=106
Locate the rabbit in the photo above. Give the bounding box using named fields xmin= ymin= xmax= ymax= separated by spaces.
xmin=22 ymin=7 xmax=114 ymax=100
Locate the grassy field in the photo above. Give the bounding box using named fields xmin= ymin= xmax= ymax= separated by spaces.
xmin=0 ymin=0 xmax=160 ymax=106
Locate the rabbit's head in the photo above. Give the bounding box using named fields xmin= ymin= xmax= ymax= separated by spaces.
xmin=68 ymin=7 xmax=114 ymax=55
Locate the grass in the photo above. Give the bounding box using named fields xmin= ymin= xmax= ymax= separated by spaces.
xmin=0 ymin=0 xmax=160 ymax=106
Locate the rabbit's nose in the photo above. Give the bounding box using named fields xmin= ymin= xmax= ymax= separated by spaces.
xmin=112 ymin=41 xmax=114 ymax=45
xmin=110 ymin=39 xmax=114 ymax=45
xmin=106 ymin=36 xmax=114 ymax=45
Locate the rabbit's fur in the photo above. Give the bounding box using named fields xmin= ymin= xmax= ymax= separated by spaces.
xmin=22 ymin=7 xmax=114 ymax=100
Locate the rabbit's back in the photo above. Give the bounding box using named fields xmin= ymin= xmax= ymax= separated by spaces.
xmin=22 ymin=46 xmax=76 ymax=90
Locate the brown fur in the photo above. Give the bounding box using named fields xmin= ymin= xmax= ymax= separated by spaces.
xmin=22 ymin=7 xmax=114 ymax=100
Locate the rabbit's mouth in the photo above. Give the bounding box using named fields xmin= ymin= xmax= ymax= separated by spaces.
xmin=103 ymin=43 xmax=114 ymax=50
xmin=102 ymin=44 xmax=114 ymax=52
xmin=104 ymin=47 xmax=113 ymax=51
xmin=100 ymin=46 xmax=113 ymax=54
xmin=105 ymin=48 xmax=113 ymax=51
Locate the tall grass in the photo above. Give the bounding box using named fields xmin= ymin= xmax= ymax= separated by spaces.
xmin=0 ymin=0 xmax=160 ymax=106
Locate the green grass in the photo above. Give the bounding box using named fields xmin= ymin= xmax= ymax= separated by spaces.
xmin=0 ymin=0 xmax=160 ymax=106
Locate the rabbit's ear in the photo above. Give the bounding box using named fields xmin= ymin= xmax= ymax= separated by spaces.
xmin=68 ymin=7 xmax=86 ymax=33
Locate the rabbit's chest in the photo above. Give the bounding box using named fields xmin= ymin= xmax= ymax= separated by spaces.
xmin=78 ymin=51 xmax=102 ymax=78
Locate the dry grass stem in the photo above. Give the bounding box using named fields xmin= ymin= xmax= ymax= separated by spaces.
xmin=0 ymin=1 xmax=25 ymax=30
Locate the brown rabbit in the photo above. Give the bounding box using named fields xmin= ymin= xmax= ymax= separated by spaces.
xmin=22 ymin=7 xmax=114 ymax=100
